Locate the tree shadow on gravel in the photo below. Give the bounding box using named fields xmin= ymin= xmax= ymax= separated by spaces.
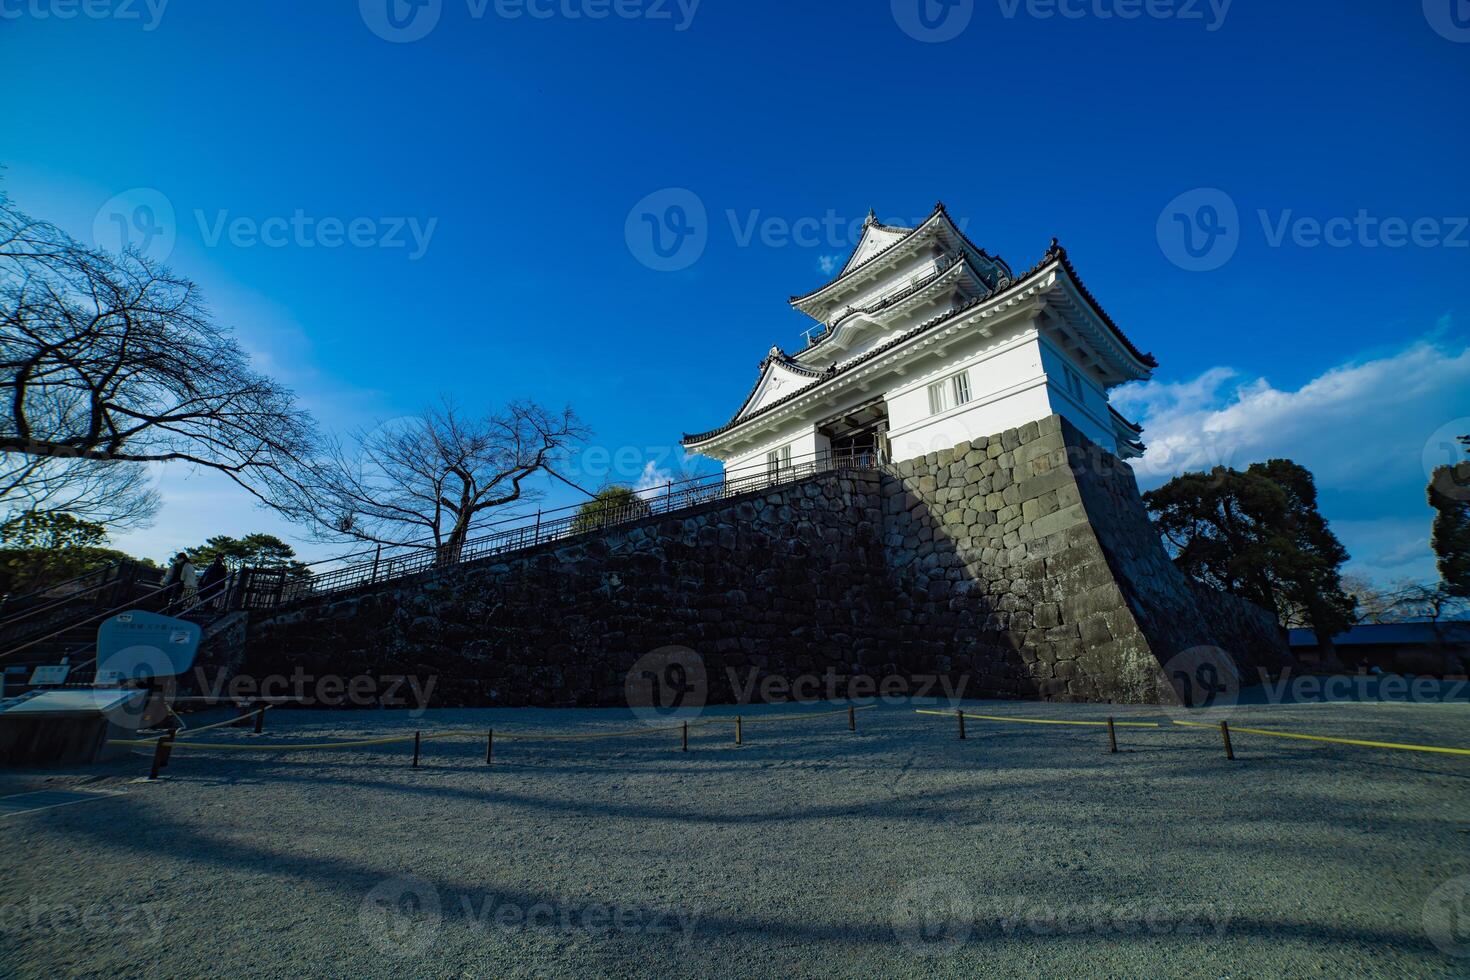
xmin=31 ymin=794 xmax=1449 ymax=960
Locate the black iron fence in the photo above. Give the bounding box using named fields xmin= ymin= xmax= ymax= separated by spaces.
xmin=263 ymin=449 xmax=883 ymax=607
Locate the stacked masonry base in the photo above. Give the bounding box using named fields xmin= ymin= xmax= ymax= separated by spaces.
xmin=244 ymin=416 xmax=1291 ymax=707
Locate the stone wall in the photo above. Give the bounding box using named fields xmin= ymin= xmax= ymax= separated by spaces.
xmin=882 ymin=416 xmax=1292 ymax=702
xmin=244 ymin=415 xmax=1293 ymax=707
xmin=245 ymin=472 xmax=902 ymax=707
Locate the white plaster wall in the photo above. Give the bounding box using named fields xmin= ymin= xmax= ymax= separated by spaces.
xmin=1035 ymin=338 xmax=1121 ymax=453
xmin=726 ymin=424 xmax=829 ymax=479
xmin=885 ymin=327 xmax=1060 ymax=461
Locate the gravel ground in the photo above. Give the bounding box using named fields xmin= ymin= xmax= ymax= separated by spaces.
xmin=2 ymin=697 xmax=1468 ymax=978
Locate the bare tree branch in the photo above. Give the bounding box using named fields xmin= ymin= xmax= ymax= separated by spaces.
xmin=0 ymin=192 xmax=319 ymax=524
xmin=282 ymin=399 xmax=587 ymax=564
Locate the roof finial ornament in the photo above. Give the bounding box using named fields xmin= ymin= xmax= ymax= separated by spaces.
xmin=1047 ymin=237 xmax=1066 ymax=259
xmin=864 ymin=207 xmax=878 ymax=228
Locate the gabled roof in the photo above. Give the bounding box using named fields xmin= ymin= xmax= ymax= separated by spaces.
xmin=837 ymin=210 xmax=914 ymax=276
xmin=723 ymin=346 xmax=827 ymax=424
xmin=788 ymin=203 xmax=1013 ymax=319
xmin=795 ymin=250 xmax=994 ymax=363
xmin=683 ymin=239 xmax=1157 ymax=449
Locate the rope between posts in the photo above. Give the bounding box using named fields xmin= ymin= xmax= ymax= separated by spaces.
xmin=108 ymin=732 xmax=422 ymax=751
xmin=737 ymin=704 xmax=877 ymax=724
xmin=173 ymin=704 xmax=275 ymax=740
xmin=915 ymin=709 xmax=1159 ymax=728
xmin=108 ymin=704 xmax=879 ymax=753
xmin=1170 ymin=719 xmax=1470 ymax=756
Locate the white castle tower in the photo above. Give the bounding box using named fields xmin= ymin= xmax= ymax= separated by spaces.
xmin=682 ymin=203 xmax=1154 ymax=472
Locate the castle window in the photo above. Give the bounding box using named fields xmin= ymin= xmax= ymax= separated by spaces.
xmin=951 ymin=371 xmax=971 ymax=406
xmin=766 ymin=444 xmax=792 ymax=477
xmin=928 ymin=370 xmax=971 ymax=416
xmin=927 ymin=380 xmax=949 ymax=415
xmin=1065 ymin=366 xmax=1084 ymax=402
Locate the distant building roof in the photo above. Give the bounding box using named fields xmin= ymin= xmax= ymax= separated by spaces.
xmin=1288 ymin=622 xmax=1470 ymax=647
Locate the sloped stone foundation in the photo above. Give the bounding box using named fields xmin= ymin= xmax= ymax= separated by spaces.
xmin=245 ymin=415 xmax=1291 ymax=707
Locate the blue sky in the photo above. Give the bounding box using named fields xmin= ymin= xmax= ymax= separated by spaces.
xmin=4 ymin=0 xmax=1468 ymax=584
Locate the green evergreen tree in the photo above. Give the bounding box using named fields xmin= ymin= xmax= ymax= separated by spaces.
xmin=572 ymin=486 xmax=650 ymax=533
xmin=1143 ymin=459 xmax=1356 ymax=646
xmin=1428 ymin=445 xmax=1470 ymax=599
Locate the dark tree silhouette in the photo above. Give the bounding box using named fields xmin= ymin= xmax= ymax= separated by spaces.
xmin=0 ymin=194 xmax=316 ymax=520
xmin=291 ymin=399 xmax=586 ymax=564
xmin=1144 ymin=459 xmax=1356 ymax=648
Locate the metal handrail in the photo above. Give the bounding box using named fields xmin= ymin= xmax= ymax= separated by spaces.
xmin=0 ymin=583 xmax=173 ymax=663
xmin=0 ymin=573 xmax=126 ymax=633
xmin=0 ymin=559 xmax=124 ymax=610
xmin=265 ymin=448 xmax=882 ymax=607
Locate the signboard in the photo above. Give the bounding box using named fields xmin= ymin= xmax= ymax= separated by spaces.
xmin=28 ymin=665 xmax=70 ymax=687
xmin=95 ymin=610 xmax=201 ymax=683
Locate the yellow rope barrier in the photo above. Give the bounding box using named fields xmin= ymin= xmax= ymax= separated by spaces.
xmin=735 ymin=704 xmax=877 ymax=725
xmin=108 ymin=732 xmax=421 ymax=751
xmin=104 ymin=705 xmax=869 ymax=754
xmin=1171 ymin=719 xmax=1470 ymax=756
xmin=173 ymin=704 xmax=274 ymax=740
xmin=915 ymin=709 xmax=1159 ymax=728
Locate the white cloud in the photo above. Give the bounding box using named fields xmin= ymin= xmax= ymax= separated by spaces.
xmin=633 ymin=459 xmax=673 ymax=500
xmin=818 ymin=254 xmax=841 ymax=275
xmin=1117 ymin=330 xmax=1470 ymax=585
xmin=1118 ymin=335 xmax=1470 ymax=489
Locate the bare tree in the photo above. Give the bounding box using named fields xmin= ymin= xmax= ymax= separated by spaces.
xmin=0 ymin=452 xmax=159 ymax=527
xmin=295 ymin=399 xmax=587 ymax=564
xmin=0 ymin=194 xmax=317 ymax=517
